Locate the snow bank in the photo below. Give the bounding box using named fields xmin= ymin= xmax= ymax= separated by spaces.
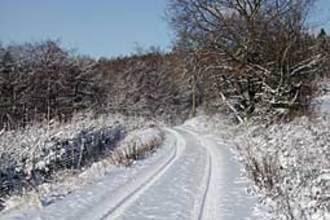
xmin=0 ymin=112 xmax=164 ymax=212
xmin=184 ymin=113 xmax=330 ymax=220
xmin=235 ymin=116 xmax=330 ymax=220
xmin=111 ymin=127 xmax=164 ymax=165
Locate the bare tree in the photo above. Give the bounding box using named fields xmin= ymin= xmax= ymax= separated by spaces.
xmin=168 ymin=0 xmax=316 ymax=61
xmin=0 ymin=41 xmax=107 ymax=129
xmin=167 ymin=0 xmax=324 ymax=121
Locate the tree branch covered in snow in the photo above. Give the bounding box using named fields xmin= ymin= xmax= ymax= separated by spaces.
xmin=167 ymin=0 xmax=329 ymax=122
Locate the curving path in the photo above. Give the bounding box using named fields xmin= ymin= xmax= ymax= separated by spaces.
xmin=1 ymin=127 xmax=257 ymax=220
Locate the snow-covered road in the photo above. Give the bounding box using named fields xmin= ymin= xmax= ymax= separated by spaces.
xmin=1 ymin=127 xmax=257 ymax=220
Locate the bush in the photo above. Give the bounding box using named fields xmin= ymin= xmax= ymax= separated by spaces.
xmin=0 ymin=113 xmax=139 ymax=209
xmin=111 ymin=128 xmax=164 ymax=166
xmin=235 ymin=116 xmax=330 ymax=219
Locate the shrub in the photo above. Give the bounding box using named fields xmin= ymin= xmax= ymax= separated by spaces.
xmin=0 ymin=113 xmax=135 ymax=209
xmin=236 ymin=116 xmax=330 ymax=219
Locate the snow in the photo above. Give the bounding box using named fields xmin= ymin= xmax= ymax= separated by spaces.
xmin=1 ymin=123 xmax=259 ymax=220
xmin=183 ymin=92 xmax=330 ymax=220
xmin=0 ymin=113 xmax=164 ymax=214
xmin=0 ymin=130 xmax=175 ymax=220
xmin=5 ymin=109 xmax=326 ymax=220
xmin=181 ymin=123 xmax=262 ymax=220
xmin=234 ymin=117 xmax=330 ymax=220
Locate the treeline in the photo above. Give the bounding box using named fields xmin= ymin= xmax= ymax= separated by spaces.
xmin=97 ymin=52 xmax=193 ymax=121
xmin=0 ymin=41 xmax=194 ymax=129
xmin=0 ymin=41 xmax=107 ymax=129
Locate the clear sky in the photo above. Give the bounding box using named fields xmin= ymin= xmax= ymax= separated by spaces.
xmin=1 ymin=0 xmax=329 ymax=58
xmin=0 ymin=0 xmax=172 ymax=58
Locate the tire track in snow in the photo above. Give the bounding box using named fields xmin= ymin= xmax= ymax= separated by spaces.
xmin=2 ymin=124 xmax=258 ymax=220
xmin=178 ymin=127 xmax=219 ymax=220
xmin=181 ymin=125 xmax=259 ymax=220
xmin=198 ymin=152 xmax=212 ymax=220
xmin=99 ymin=128 xmax=186 ymax=220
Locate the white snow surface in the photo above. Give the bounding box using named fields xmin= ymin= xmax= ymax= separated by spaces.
xmin=1 ymin=123 xmax=259 ymax=220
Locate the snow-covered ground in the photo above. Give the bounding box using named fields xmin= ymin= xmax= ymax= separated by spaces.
xmin=0 ymin=113 xmax=164 ymax=214
xmin=182 ymin=103 xmax=330 ymax=220
xmin=234 ymin=89 xmax=330 ymax=220
xmin=1 ymin=125 xmax=259 ymax=220
xmin=235 ymin=116 xmax=330 ymax=220
xmin=3 ymin=89 xmax=328 ymax=219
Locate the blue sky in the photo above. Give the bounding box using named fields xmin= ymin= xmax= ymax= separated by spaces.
xmin=0 ymin=0 xmax=171 ymax=57
xmin=0 ymin=0 xmax=329 ymax=58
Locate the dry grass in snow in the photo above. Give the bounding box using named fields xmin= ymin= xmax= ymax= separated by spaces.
xmin=0 ymin=112 xmax=164 ymax=212
xmin=235 ymin=116 xmax=330 ymax=220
